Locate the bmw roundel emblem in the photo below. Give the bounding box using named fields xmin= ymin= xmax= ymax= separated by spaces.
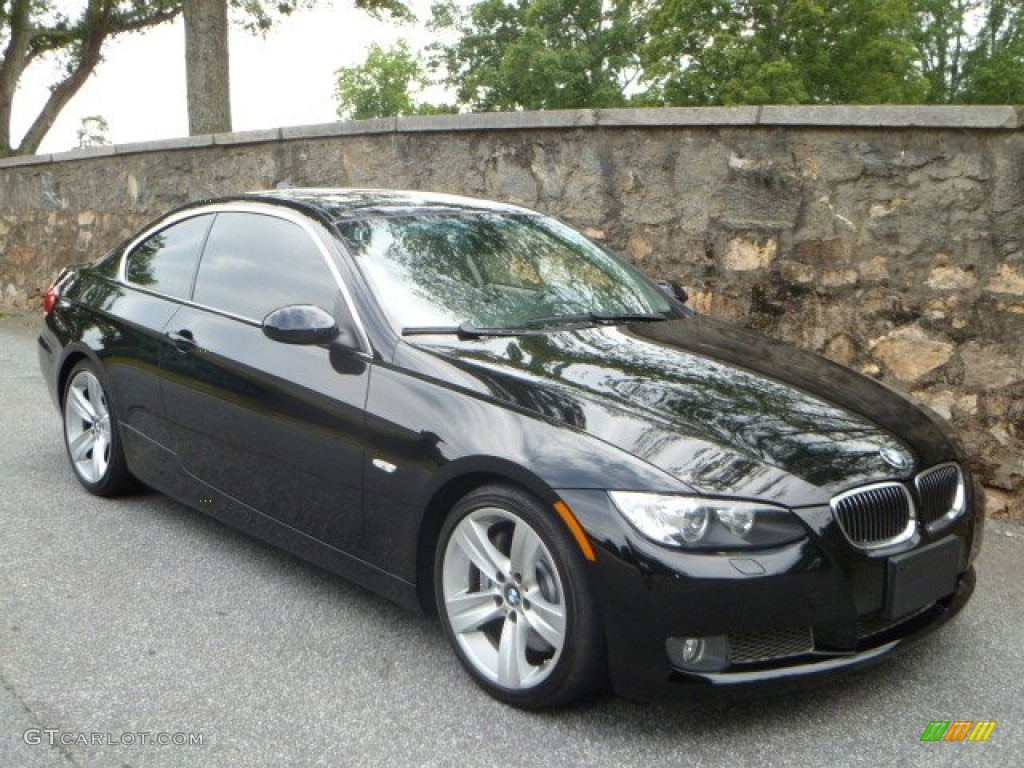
xmin=880 ymin=447 xmax=912 ymax=472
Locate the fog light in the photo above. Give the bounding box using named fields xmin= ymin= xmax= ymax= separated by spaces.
xmin=666 ymin=635 xmax=730 ymax=672
xmin=681 ymin=638 xmax=702 ymax=663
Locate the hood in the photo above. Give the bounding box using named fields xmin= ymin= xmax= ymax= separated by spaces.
xmin=406 ymin=315 xmax=956 ymax=506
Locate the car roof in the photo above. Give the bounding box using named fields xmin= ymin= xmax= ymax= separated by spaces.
xmin=229 ymin=188 xmax=537 ymax=222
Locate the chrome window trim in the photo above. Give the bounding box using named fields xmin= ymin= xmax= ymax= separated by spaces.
xmin=118 ymin=202 xmax=372 ymax=355
xmin=830 ymin=481 xmax=917 ymax=551
xmin=915 ymin=462 xmax=965 ymax=534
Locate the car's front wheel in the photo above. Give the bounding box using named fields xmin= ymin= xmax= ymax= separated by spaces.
xmin=62 ymin=361 xmax=135 ymax=496
xmin=435 ymin=485 xmax=604 ymax=708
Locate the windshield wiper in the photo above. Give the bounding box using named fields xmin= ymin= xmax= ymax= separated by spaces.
xmin=401 ymin=323 xmax=527 ymax=340
xmin=403 ymin=312 xmax=668 ymax=338
xmin=522 ymin=311 xmax=667 ymax=329
xmin=589 ymin=311 xmax=667 ymax=324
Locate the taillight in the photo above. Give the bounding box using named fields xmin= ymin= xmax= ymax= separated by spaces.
xmin=43 ymin=270 xmax=68 ymax=315
xmin=43 ymin=284 xmax=59 ymax=315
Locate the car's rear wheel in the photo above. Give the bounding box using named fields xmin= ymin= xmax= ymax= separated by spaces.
xmin=435 ymin=485 xmax=604 ymax=708
xmin=62 ymin=361 xmax=135 ymax=496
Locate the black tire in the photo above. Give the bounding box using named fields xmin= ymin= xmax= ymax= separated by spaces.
xmin=434 ymin=484 xmax=605 ymax=708
xmin=61 ymin=360 xmax=136 ymax=497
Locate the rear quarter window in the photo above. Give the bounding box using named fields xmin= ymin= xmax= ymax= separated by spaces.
xmin=92 ymin=241 xmax=129 ymax=279
xmin=124 ymin=215 xmax=214 ymax=299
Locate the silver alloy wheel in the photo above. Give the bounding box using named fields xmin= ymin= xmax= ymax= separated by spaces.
xmin=63 ymin=369 xmax=112 ymax=484
xmin=442 ymin=506 xmax=568 ymax=690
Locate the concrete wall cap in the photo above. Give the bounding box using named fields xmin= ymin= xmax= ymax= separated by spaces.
xmin=280 ymin=118 xmax=397 ymax=140
xmin=0 ymin=106 xmax=1019 ymax=170
xmin=0 ymin=153 xmax=53 ymax=168
xmin=398 ymin=110 xmax=598 ymax=132
xmin=212 ymin=128 xmax=283 ymax=146
xmin=49 ymin=145 xmax=117 ymax=163
xmin=759 ymin=104 xmax=1020 ymax=129
xmin=596 ymin=106 xmax=761 ymax=126
xmin=114 ymin=134 xmax=215 ymax=156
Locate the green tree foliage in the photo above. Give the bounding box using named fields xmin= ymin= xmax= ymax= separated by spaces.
xmin=959 ymin=0 xmax=1024 ymax=102
xmin=334 ymin=41 xmax=452 ymax=119
xmin=0 ymin=0 xmax=410 ymax=157
xmin=642 ymin=0 xmax=928 ymax=105
xmin=429 ymin=0 xmax=642 ymax=111
xmin=912 ymin=0 xmax=1024 ymax=103
xmin=912 ymin=0 xmax=975 ymax=102
xmin=0 ymin=0 xmax=181 ymax=156
xmin=425 ymin=0 xmax=1021 ymax=108
xmin=234 ymin=0 xmax=411 ymax=34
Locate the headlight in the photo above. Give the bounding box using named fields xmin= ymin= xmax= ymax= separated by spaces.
xmin=608 ymin=492 xmax=806 ymax=550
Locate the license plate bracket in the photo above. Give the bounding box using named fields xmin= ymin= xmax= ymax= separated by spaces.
xmin=883 ymin=537 xmax=960 ymax=620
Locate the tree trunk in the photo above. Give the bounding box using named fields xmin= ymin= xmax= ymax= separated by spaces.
xmin=184 ymin=0 xmax=232 ymax=135
xmin=0 ymin=0 xmax=34 ymax=155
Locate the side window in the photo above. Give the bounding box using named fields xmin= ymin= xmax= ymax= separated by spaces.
xmin=193 ymin=212 xmax=341 ymax=320
xmin=124 ymin=215 xmax=213 ymax=298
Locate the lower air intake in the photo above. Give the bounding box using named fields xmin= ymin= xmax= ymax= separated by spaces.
xmin=728 ymin=626 xmax=814 ymax=664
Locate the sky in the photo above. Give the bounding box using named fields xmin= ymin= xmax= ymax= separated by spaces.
xmin=13 ymin=1 xmax=444 ymax=154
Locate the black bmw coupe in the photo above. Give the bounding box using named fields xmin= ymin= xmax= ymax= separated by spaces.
xmin=38 ymin=189 xmax=983 ymax=707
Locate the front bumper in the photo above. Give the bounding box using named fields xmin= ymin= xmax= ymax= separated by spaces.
xmin=558 ymin=488 xmax=982 ymax=701
xmin=661 ymin=568 xmax=973 ymax=699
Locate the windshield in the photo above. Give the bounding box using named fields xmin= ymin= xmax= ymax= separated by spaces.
xmin=336 ymin=212 xmax=672 ymax=330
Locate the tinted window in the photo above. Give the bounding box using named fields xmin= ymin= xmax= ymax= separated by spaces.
xmin=193 ymin=213 xmax=340 ymax=321
xmin=124 ymin=215 xmax=213 ymax=298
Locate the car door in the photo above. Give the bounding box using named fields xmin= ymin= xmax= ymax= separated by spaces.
xmin=158 ymin=208 xmax=370 ymax=552
xmin=103 ymin=213 xmax=214 ymax=458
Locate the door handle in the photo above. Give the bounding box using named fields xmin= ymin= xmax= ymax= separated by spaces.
xmin=167 ymin=329 xmax=196 ymax=351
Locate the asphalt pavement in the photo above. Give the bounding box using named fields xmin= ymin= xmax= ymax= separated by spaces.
xmin=1 ymin=311 xmax=1021 ymax=768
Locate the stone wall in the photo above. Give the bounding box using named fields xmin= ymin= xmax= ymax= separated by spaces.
xmin=1 ymin=106 xmax=1022 ymax=512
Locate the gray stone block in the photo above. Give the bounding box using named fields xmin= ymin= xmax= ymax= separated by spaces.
xmin=0 ymin=153 xmax=52 ymax=168
xmin=212 ymin=128 xmax=283 ymax=146
xmin=281 ymin=118 xmax=396 ymax=140
xmin=398 ymin=110 xmax=597 ymax=132
xmin=596 ymin=107 xmax=759 ymax=127
xmin=760 ymin=105 xmax=1021 ymax=129
xmin=114 ymin=135 xmax=215 ymax=155
xmin=49 ymin=145 xmax=117 ymax=163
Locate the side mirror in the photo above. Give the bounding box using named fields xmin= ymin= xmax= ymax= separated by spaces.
xmin=656 ymin=280 xmax=689 ymax=304
xmin=262 ymin=305 xmax=339 ymax=345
